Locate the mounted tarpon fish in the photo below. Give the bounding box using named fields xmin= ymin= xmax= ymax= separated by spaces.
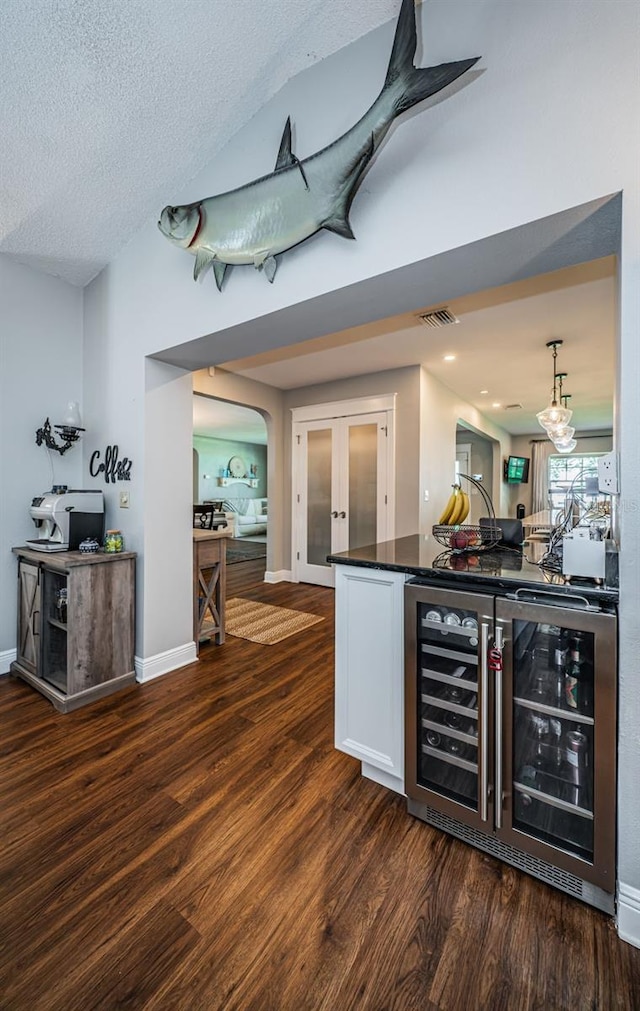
xmin=158 ymin=0 xmax=479 ymax=290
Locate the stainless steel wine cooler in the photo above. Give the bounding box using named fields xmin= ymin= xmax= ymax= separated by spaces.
xmin=404 ymin=580 xmax=617 ymax=912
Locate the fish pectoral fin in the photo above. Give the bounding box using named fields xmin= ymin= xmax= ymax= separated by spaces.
xmin=275 ymin=116 xmax=295 ymax=170
xmin=193 ymin=249 xmax=216 ymax=281
xmin=212 ymin=260 xmax=229 ymax=292
xmin=254 ymin=255 xmax=278 ymax=283
xmin=323 ymin=216 xmax=355 ymax=240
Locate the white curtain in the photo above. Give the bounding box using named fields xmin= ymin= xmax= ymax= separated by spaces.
xmin=531 ymin=440 xmax=554 ymax=513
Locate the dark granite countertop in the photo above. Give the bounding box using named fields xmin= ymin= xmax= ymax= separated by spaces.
xmin=328 ymin=535 xmax=618 ymax=608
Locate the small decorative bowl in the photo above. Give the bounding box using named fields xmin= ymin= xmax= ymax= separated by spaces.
xmin=78 ymin=537 xmax=100 ymax=554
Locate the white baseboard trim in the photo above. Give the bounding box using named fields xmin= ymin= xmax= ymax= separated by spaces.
xmin=618 ymin=882 xmax=640 ymax=948
xmin=135 ymin=642 xmax=197 ymax=683
xmin=264 ymin=569 xmax=293 ymax=583
xmin=0 ymin=648 xmax=17 ymax=675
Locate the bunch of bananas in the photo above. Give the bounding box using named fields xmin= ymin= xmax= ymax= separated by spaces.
xmin=438 ymin=484 xmax=470 ymax=525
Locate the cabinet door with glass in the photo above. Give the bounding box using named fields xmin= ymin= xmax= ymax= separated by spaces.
xmin=293 ymin=410 xmax=393 ymax=586
xmin=496 ymin=598 xmax=616 ymax=892
xmin=405 ymin=584 xmax=494 ymax=833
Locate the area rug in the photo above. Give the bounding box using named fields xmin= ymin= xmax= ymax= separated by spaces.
xmin=226 ymin=538 xmax=267 ymax=564
xmin=225 ymin=597 xmax=324 ymax=644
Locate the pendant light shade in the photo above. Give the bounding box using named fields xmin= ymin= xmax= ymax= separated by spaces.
xmin=537 ymin=403 xmax=573 ymax=431
xmin=537 ymin=341 xmax=572 ymax=430
xmin=546 ymin=424 xmax=575 ymax=442
xmin=554 ymin=437 xmax=577 ymax=454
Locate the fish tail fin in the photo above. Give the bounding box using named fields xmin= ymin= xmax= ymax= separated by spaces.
xmin=384 ymin=0 xmax=479 ymax=116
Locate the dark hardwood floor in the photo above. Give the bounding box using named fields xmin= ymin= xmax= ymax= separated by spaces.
xmin=1 ymin=558 xmax=639 ymax=1009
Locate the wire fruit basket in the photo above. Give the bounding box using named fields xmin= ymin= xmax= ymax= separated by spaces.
xmin=432 ymin=473 xmax=500 ymax=553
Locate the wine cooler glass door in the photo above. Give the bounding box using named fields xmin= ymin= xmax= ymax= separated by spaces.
xmin=405 ymin=585 xmax=494 ymax=833
xmin=496 ymin=598 xmax=616 ymax=892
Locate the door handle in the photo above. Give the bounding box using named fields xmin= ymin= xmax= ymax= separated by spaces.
xmin=339 ymin=511 xmax=346 ymax=518
xmin=495 ymin=659 xmax=503 ymax=829
xmin=479 ymin=622 xmax=489 ymax=823
xmin=488 ymin=627 xmax=505 ymax=829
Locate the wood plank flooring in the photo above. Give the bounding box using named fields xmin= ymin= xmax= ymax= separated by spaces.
xmin=1 ymin=560 xmax=639 ymax=1009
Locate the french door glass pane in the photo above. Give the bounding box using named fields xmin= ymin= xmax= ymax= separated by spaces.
xmin=307 ymin=428 xmax=332 ymax=567
xmin=348 ymin=423 xmax=377 ymax=549
xmin=511 ymin=618 xmax=594 ymax=861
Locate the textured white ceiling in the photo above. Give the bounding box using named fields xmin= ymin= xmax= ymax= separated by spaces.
xmin=0 ymin=0 xmax=400 ymax=286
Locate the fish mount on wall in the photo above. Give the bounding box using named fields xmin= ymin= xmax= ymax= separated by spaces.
xmin=158 ymin=0 xmax=479 ymax=291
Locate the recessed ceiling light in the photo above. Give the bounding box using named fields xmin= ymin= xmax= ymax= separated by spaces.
xmin=443 ymin=354 xmax=456 ymax=362
xmin=492 ymin=402 xmax=501 ymax=408
xmin=480 ymin=389 xmax=489 ymax=395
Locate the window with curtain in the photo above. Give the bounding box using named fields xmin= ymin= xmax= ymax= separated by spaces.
xmin=547 ymin=453 xmax=603 ymax=511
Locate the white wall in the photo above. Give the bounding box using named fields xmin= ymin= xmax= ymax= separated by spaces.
xmin=421 ymin=368 xmax=512 ymax=535
xmin=456 ymin=428 xmax=496 ymax=524
xmin=0 ymin=257 xmax=83 ymax=667
xmin=80 ymin=0 xmax=640 ymax=939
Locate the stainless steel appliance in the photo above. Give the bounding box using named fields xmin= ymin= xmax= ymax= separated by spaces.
xmin=28 ymin=490 xmax=104 ymax=551
xmin=404 ymin=581 xmax=617 ymax=912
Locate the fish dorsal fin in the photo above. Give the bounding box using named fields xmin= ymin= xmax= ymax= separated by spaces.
xmin=193 ymin=248 xmax=216 ymax=281
xmin=275 ymin=116 xmax=310 ymax=190
xmin=275 ymin=117 xmax=295 ymax=170
xmin=213 ymin=260 xmax=229 ymax=292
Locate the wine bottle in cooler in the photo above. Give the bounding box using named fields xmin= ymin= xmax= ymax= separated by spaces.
xmin=564 ymin=635 xmax=593 ymax=715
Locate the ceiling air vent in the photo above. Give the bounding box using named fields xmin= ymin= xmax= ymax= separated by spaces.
xmin=504 ymin=403 xmax=523 ymax=411
xmin=417 ymin=307 xmax=460 ymax=328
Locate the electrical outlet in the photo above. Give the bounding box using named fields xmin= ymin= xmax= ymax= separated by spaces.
xmin=598 ymin=452 xmax=619 ymax=495
xmin=119 ymin=490 xmax=130 ymax=508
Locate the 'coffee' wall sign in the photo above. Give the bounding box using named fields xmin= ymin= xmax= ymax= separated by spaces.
xmin=89 ymin=445 xmax=133 ymax=483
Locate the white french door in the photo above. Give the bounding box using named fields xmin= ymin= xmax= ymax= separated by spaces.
xmin=292 ymin=399 xmax=395 ymax=587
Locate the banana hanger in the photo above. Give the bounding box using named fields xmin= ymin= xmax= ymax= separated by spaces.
xmin=432 ymin=473 xmax=500 ymax=552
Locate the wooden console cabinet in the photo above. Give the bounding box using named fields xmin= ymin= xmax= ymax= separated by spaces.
xmin=193 ymin=529 xmax=228 ymax=652
xmin=11 ymin=546 xmax=136 ymax=713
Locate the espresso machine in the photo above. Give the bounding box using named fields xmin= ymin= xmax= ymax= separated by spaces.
xmin=28 ymin=489 xmax=105 ymax=552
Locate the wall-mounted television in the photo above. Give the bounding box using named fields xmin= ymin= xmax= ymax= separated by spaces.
xmin=504 ymin=455 xmax=530 ymax=484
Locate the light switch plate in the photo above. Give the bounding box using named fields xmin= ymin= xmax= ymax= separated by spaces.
xmin=119 ymin=491 xmax=130 ymax=508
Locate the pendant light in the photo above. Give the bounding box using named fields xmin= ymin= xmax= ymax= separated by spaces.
xmin=547 ymin=375 xmax=574 ymax=442
xmin=553 ymin=392 xmax=577 ymax=453
xmin=536 ymin=341 xmax=573 ymax=431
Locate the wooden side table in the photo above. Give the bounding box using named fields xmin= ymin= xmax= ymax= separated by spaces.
xmin=193 ymin=529 xmax=229 ymax=651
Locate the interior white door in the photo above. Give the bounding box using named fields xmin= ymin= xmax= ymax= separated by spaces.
xmin=294 ymin=411 xmax=392 ymax=586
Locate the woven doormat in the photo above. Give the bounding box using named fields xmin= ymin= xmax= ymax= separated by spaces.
xmin=225 ymin=597 xmax=324 ymax=645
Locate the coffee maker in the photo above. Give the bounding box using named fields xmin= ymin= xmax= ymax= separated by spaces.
xmin=28 ymin=489 xmax=105 ymax=552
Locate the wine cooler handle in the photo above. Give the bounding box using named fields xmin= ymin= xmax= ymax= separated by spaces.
xmin=480 ymin=622 xmax=490 ymax=823
xmin=494 ymin=659 xmax=503 ymax=829
xmin=506 ymin=587 xmax=599 ymax=611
